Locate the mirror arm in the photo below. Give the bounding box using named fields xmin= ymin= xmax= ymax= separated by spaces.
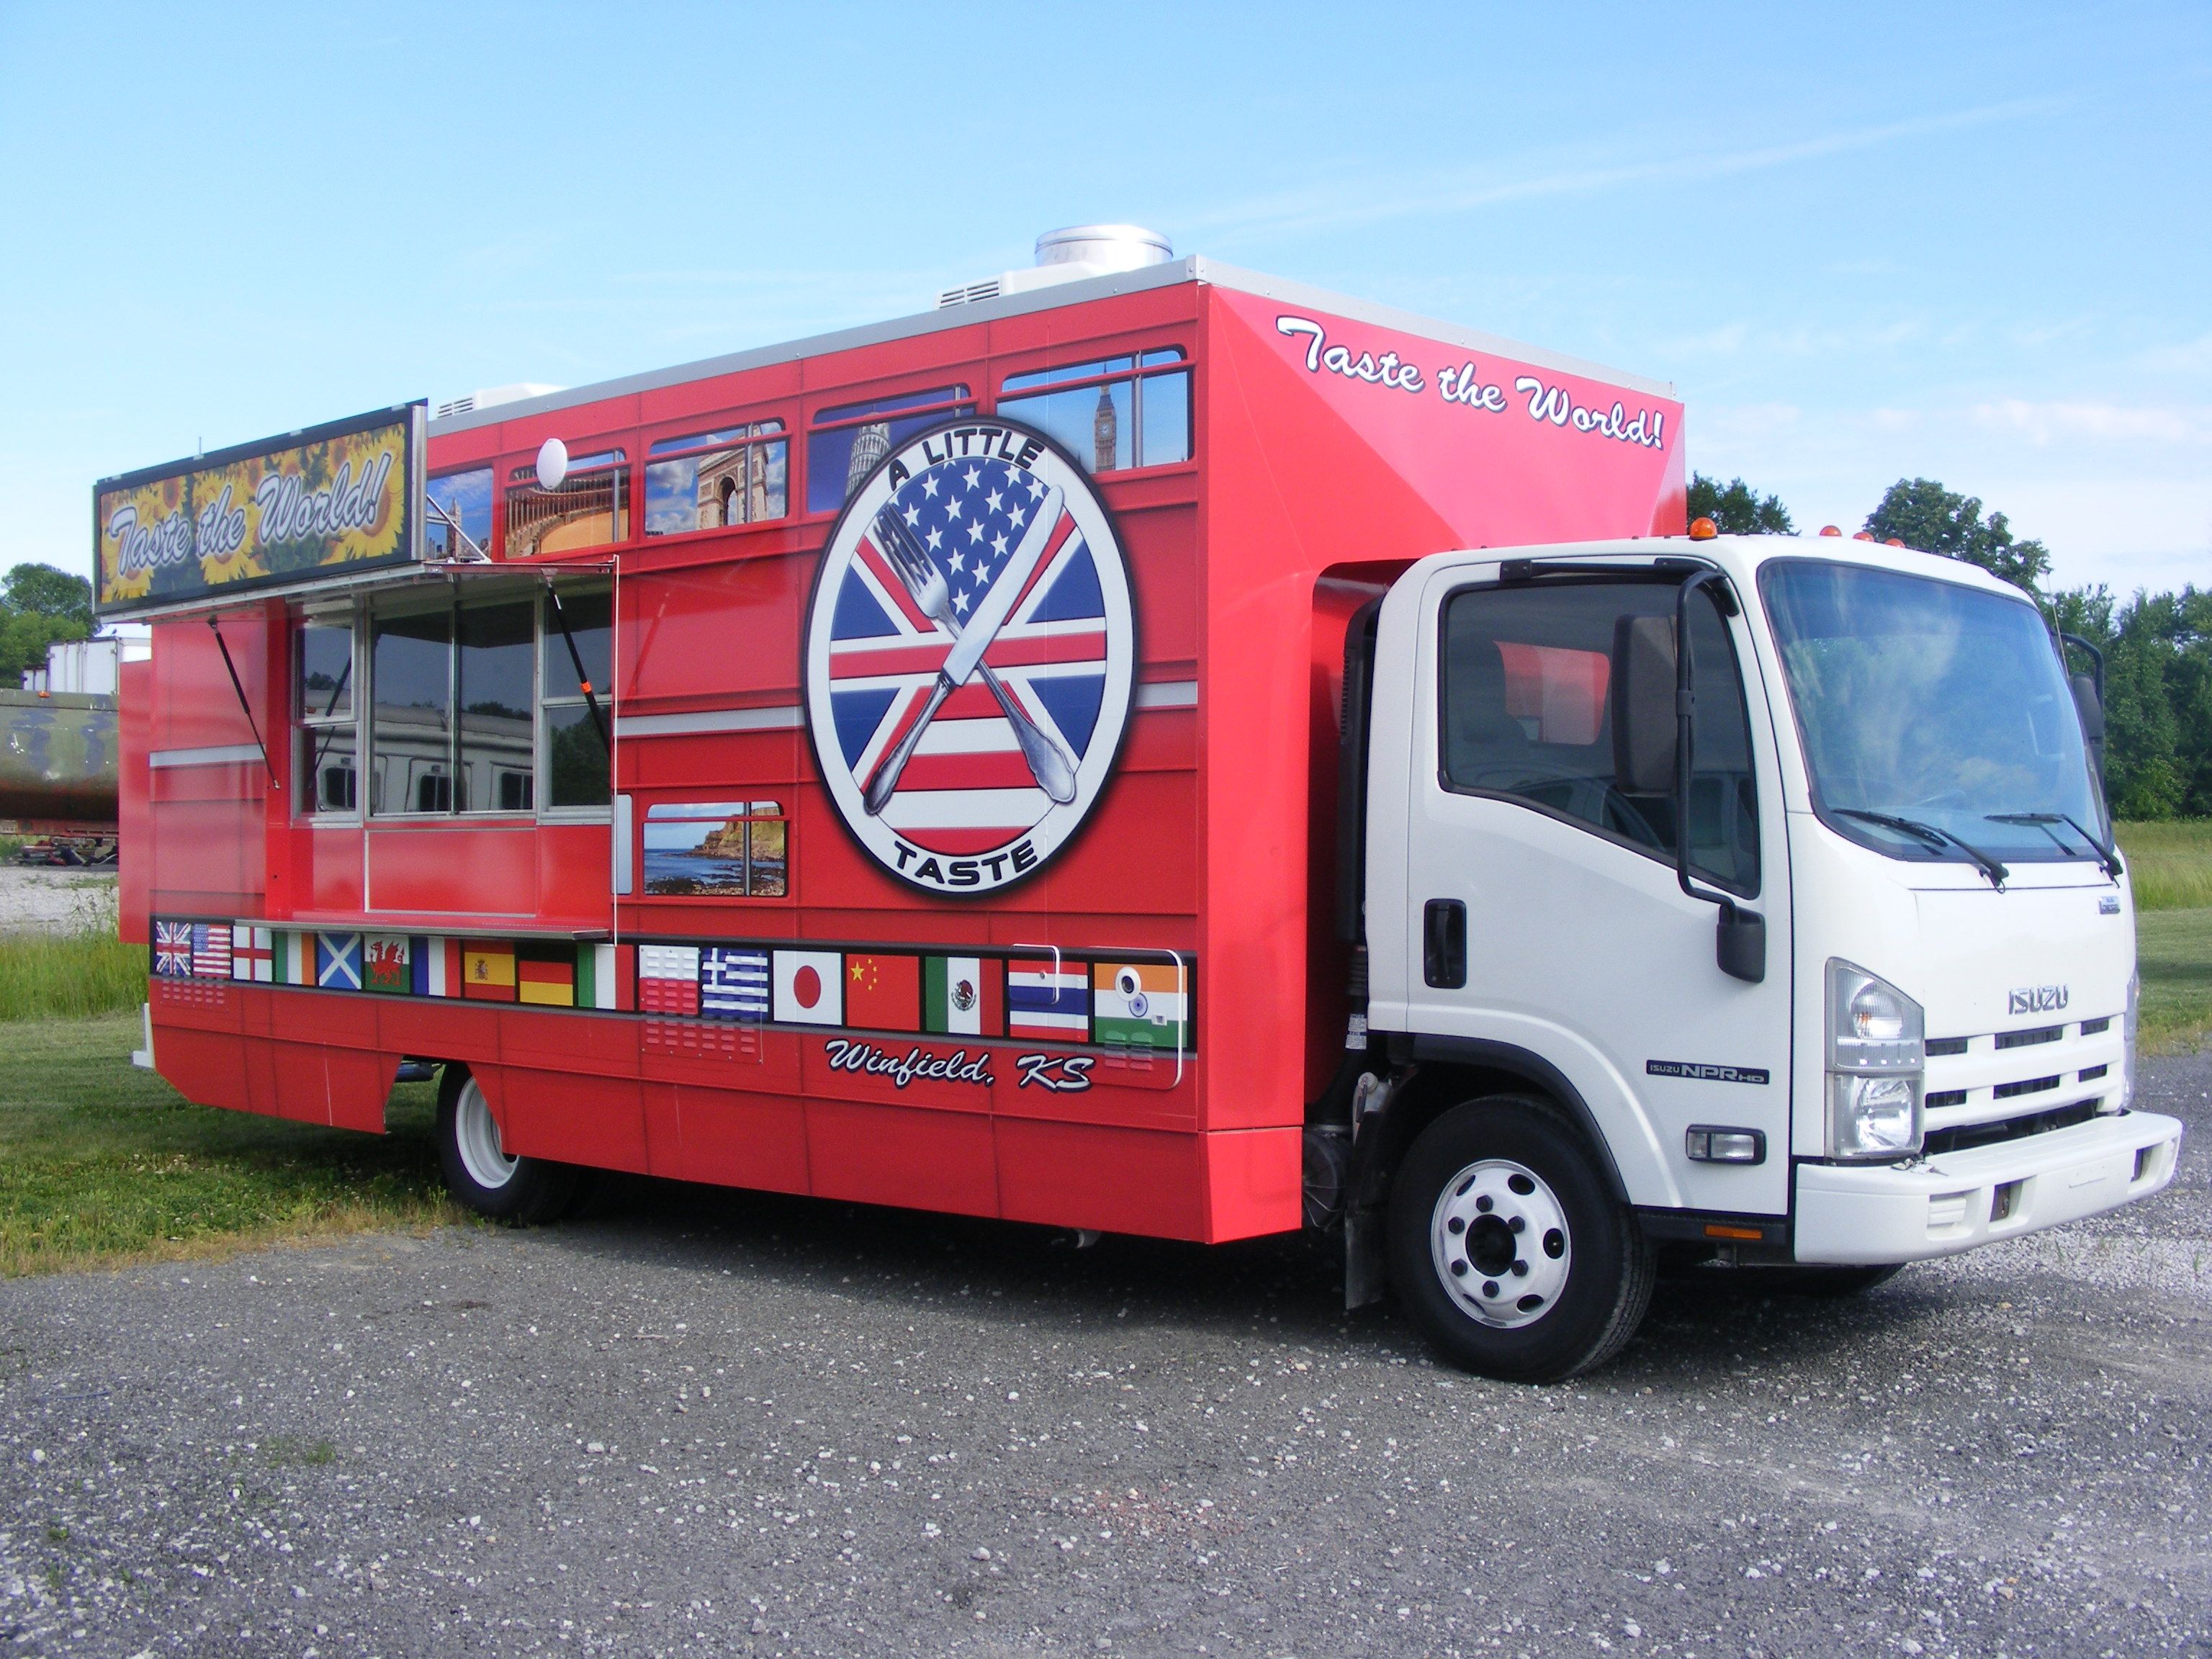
xmin=1672 ymin=571 xmax=1764 ymax=982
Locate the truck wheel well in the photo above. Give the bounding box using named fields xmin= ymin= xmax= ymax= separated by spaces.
xmin=1360 ymin=1056 xmax=1629 ymax=1209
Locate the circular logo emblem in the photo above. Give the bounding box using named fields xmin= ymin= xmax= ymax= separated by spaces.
xmin=804 ymin=418 xmax=1136 ymax=895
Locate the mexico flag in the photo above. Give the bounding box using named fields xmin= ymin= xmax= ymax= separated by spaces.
xmin=924 ymin=956 xmax=1002 ymax=1036
xmin=1092 ymin=961 xmax=1190 ymax=1050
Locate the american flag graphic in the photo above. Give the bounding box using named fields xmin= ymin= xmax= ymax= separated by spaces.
xmin=824 ymin=455 xmax=1110 ymax=854
xmin=153 ymin=920 xmax=194 ymax=978
xmin=191 ymin=922 xmax=232 ymax=979
xmin=700 ymin=946 xmax=770 ymax=1022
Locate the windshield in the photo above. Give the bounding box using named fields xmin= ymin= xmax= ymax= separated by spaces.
xmin=1759 ymin=558 xmax=2107 ymax=866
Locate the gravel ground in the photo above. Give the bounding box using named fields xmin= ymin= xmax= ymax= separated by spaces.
xmin=0 ymin=869 xmax=115 ymax=935
xmin=1 ymin=1055 xmax=2206 ymax=1659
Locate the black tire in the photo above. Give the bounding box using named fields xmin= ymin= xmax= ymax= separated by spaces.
xmin=1386 ymin=1094 xmax=1654 ymax=1383
xmin=436 ymin=1064 xmax=585 ymax=1226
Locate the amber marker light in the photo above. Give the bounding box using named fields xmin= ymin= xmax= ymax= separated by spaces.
xmin=1704 ymin=1223 xmax=1766 ymax=1241
xmin=1820 ymin=525 xmax=1842 ymax=536
xmin=1885 ymin=537 xmax=1905 ymax=547
xmin=1853 ymin=531 xmax=1874 ymax=541
xmin=1689 ymin=516 xmax=1718 ymax=540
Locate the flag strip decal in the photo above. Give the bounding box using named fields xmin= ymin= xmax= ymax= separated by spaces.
xmin=148 ymin=918 xmax=1192 ymax=1053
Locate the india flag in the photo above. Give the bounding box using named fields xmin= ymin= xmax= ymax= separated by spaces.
xmin=1092 ymin=961 xmax=1190 ymax=1051
xmin=924 ymin=956 xmax=1002 ymax=1036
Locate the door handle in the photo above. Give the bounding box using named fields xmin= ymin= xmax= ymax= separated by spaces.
xmin=1424 ymin=899 xmax=1466 ymax=989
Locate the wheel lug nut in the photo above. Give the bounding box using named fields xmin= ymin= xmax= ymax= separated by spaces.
xmin=1509 ymin=1215 xmax=1525 ymax=1233
xmin=1449 ymin=1259 xmax=1468 ymax=1277
xmin=1475 ymin=1195 xmax=1493 ymax=1213
xmin=1447 ymin=1216 xmax=1465 ymax=1235
xmin=1511 ymin=1261 xmax=1528 ymax=1277
xmin=1482 ymin=1280 xmax=1500 ymax=1298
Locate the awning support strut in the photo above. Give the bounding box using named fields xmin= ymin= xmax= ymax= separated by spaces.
xmin=207 ymin=616 xmax=277 ymax=786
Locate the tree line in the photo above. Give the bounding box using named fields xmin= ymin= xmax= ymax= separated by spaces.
xmin=1689 ymin=474 xmax=2208 ymax=821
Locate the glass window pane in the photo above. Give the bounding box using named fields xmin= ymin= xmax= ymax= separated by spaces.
xmin=806 ymin=388 xmax=971 ymax=513
xmin=647 ymin=418 xmax=784 ymax=456
xmin=1683 ymin=595 xmax=1758 ymax=893
xmin=542 ymin=589 xmax=612 ymax=699
xmin=302 ymin=724 xmax=358 ymax=815
xmin=1138 ymin=369 xmax=1191 ymax=466
xmin=426 ymin=467 xmax=493 ymax=559
xmin=299 ymin=621 xmax=352 ymax=719
xmin=1000 ymin=356 xmax=1136 ymax=394
xmin=996 ymin=381 xmax=1130 ymax=474
xmin=546 ymin=703 xmax=611 ymax=808
xmin=371 ymin=607 xmax=451 ymax=816
xmin=647 ymin=439 xmax=788 ymax=534
xmin=505 ymin=461 xmax=629 ymax=557
xmin=457 ymin=601 xmax=534 ymax=814
xmin=1442 ymin=583 xmax=1678 ymax=859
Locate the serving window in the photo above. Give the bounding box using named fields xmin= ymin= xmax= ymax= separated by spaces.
xmin=293 ymin=580 xmax=612 ymax=824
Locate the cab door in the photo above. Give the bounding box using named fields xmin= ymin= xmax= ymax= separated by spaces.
xmin=1401 ymin=565 xmax=1792 ymax=1217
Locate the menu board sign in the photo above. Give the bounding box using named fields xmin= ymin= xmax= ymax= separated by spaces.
xmin=94 ymin=403 xmax=424 ymax=616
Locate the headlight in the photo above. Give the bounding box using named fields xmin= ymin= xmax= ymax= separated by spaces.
xmin=1825 ymin=960 xmax=1925 ymax=1160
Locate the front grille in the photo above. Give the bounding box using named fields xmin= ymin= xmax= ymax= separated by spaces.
xmin=1923 ymin=1100 xmax=2099 ymax=1156
xmin=2079 ymin=1064 xmax=2108 ymax=1082
xmin=1995 ymin=1025 xmax=2064 ymax=1050
xmin=2080 ymin=1016 xmax=2112 ymax=1035
xmin=1926 ymin=1088 xmax=1967 ymax=1109
xmin=1926 ymin=1037 xmax=1969 ymax=1056
xmin=1993 ymin=1074 xmax=2062 ymax=1100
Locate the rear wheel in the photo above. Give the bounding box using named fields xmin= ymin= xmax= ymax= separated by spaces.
xmin=436 ymin=1066 xmax=583 ymax=1225
xmin=1387 ymin=1095 xmax=1653 ymax=1382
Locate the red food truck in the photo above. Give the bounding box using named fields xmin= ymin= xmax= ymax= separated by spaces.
xmin=109 ymin=228 xmax=2171 ymax=1380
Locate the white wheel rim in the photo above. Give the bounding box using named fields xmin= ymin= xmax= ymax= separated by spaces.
xmin=1429 ymin=1158 xmax=1572 ymax=1329
xmin=454 ymin=1079 xmax=518 ymax=1190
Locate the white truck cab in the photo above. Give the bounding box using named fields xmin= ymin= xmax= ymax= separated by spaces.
xmin=1339 ymin=533 xmax=2183 ymax=1380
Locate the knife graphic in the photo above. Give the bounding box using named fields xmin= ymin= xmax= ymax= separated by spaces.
xmin=863 ymin=482 xmax=1066 ymax=817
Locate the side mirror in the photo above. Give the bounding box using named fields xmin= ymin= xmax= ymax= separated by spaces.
xmin=1716 ymin=900 xmax=1766 ymax=983
xmin=1611 ymin=614 xmax=1676 ymax=793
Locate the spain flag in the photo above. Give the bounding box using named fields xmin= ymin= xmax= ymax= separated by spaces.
xmin=462 ymin=942 xmax=518 ymax=1002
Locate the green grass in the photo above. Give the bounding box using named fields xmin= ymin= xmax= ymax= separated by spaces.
xmin=2116 ymin=819 xmax=2212 ymax=912
xmin=0 ymin=1015 xmax=456 ymax=1277
xmin=0 ymin=927 xmax=147 ymax=1022
xmin=2137 ymin=906 xmax=2212 ymax=1056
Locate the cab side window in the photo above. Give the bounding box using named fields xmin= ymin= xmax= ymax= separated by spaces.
xmin=1440 ymin=579 xmax=1758 ymax=895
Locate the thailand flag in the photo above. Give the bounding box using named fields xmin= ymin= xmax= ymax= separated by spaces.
xmin=1007 ymin=956 xmax=1089 ymax=1042
xmin=824 ymin=456 xmax=1108 ymax=853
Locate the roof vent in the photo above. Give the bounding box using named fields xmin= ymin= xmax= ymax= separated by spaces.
xmin=433 ymin=382 xmax=564 ymax=421
xmin=937 ymin=225 xmax=1173 ymax=308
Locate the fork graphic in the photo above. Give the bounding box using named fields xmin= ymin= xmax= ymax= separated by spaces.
xmin=868 ymin=504 xmax=1079 ymax=809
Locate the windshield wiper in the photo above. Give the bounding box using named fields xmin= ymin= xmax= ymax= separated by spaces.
xmin=1835 ymin=809 xmax=2010 ymax=890
xmin=1987 ymin=812 xmax=2124 ymax=881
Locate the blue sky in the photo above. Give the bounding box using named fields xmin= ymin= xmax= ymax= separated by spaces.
xmin=4 ymin=2 xmax=2206 ymax=596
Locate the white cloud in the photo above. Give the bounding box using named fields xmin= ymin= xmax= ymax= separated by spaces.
xmin=1971 ymin=399 xmax=2212 ymax=447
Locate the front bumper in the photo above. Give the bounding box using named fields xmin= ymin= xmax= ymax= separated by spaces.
xmin=1793 ymin=1110 xmax=2183 ymax=1265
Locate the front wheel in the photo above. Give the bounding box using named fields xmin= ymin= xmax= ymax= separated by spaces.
xmin=436 ymin=1066 xmax=584 ymax=1225
xmin=1386 ymin=1096 xmax=1653 ymax=1382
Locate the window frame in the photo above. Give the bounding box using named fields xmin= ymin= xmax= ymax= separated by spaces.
xmin=802 ymin=383 xmax=976 ymax=517
xmin=503 ymin=444 xmax=633 ymax=559
xmin=1432 ymin=570 xmax=1763 ymax=899
xmin=537 ymin=581 xmax=614 ymax=821
xmin=640 ymin=416 xmax=791 ymax=543
xmin=992 ymin=344 xmax=1193 ymax=476
xmin=295 ymin=601 xmax=362 ymax=822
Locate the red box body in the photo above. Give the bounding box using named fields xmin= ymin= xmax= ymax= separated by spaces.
xmin=124 ymin=263 xmax=1683 ymax=1243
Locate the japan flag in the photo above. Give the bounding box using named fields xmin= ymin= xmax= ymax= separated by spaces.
xmin=773 ymin=949 xmax=844 ymax=1026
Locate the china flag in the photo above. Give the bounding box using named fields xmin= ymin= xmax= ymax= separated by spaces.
xmin=844 ymin=953 xmax=920 ymax=1032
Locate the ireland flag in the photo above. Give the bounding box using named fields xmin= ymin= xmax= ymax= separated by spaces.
xmin=925 ymin=956 xmax=1003 ymax=1037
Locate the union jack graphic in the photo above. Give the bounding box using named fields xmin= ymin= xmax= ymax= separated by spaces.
xmin=817 ymin=439 xmax=1129 ymax=873
xmin=153 ymin=920 xmax=194 ymax=978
